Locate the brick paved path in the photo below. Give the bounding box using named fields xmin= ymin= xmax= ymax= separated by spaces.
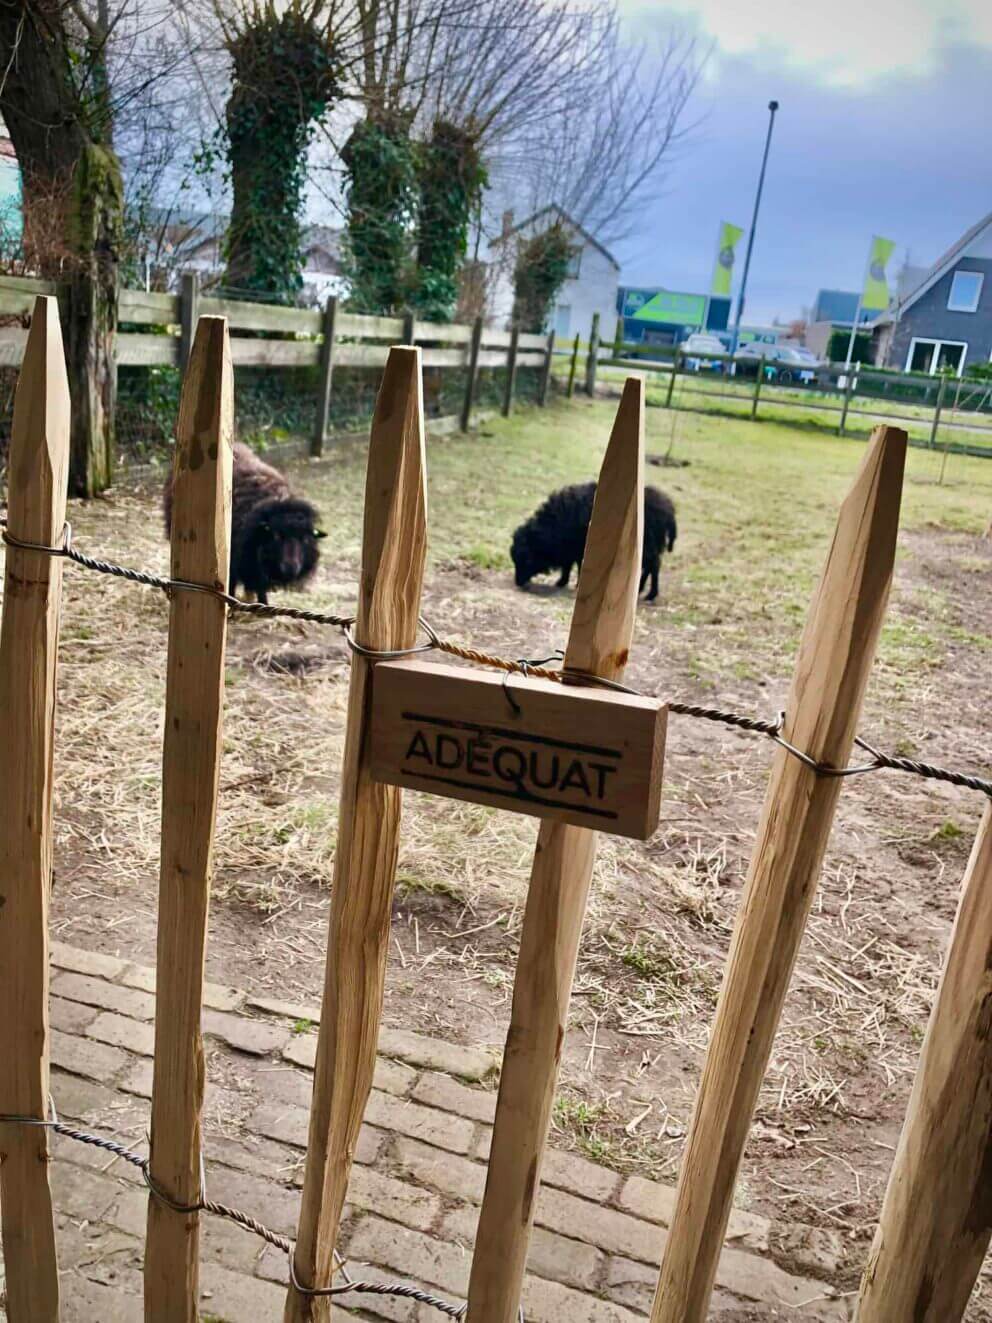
xmin=0 ymin=943 xmax=853 ymax=1321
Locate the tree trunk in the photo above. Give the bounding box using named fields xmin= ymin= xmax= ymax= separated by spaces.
xmin=0 ymin=5 xmax=122 ymax=498
xmin=62 ymin=144 xmax=121 ymax=497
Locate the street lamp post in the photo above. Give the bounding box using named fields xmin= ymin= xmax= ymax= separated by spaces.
xmin=730 ymin=99 xmax=779 ymax=355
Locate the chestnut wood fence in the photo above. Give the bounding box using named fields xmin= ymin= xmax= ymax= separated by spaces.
xmin=0 ymin=296 xmax=990 ymax=1323
xmin=0 ymin=274 xmax=555 ymax=454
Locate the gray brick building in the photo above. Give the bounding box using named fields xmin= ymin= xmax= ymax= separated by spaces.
xmin=875 ymin=211 xmax=992 ymax=374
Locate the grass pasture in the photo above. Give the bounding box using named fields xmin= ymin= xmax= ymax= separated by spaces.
xmin=7 ymin=392 xmax=992 ymax=1308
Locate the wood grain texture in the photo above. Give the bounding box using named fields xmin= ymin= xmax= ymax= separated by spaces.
xmin=335 ymin=312 xmax=406 ymax=341
xmin=143 ymin=317 xmax=233 ymax=1323
xmin=230 ymin=338 xmax=321 ymax=368
xmin=502 ymin=326 xmax=520 ymax=417
xmin=0 ymin=295 xmax=70 ymax=1323
xmin=285 ymin=347 xmax=427 ymax=1323
xmin=118 ymin=288 xmax=180 ymax=326
xmin=856 ymin=802 xmax=992 ymax=1323
xmin=460 ymin=316 xmax=484 ymax=433
xmin=333 ymin=342 xmax=391 ymax=369
xmin=413 ymin=319 xmax=473 ymax=345
xmin=539 ymin=329 xmax=556 ymax=405
xmin=369 ymin=658 xmax=666 ymax=838
xmin=651 ymin=425 xmax=907 ymax=1323
xmin=114 ymin=332 xmax=181 ymax=367
xmin=178 ymin=272 xmax=200 ymax=372
xmin=465 ymin=377 xmax=645 ymax=1323
xmin=199 ymin=296 xmax=321 ymax=336
xmin=312 ymin=296 xmax=338 ymax=457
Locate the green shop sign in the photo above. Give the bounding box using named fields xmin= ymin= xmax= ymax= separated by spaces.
xmin=623 ymin=289 xmax=706 ymax=327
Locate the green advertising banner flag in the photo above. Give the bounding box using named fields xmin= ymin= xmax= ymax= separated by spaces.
xmin=862 ymin=235 xmax=896 ymax=311
xmin=712 ymin=221 xmax=744 ymax=297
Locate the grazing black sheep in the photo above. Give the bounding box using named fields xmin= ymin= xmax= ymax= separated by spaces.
xmin=511 ymin=482 xmax=677 ymax=602
xmin=163 ymin=442 xmax=325 ymax=605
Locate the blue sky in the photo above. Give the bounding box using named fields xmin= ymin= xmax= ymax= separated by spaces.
xmin=615 ymin=0 xmax=991 ymax=324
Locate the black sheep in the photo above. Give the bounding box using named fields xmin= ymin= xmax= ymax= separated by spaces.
xmin=511 ymin=482 xmax=677 ymax=602
xmin=163 ymin=442 xmax=325 ymax=605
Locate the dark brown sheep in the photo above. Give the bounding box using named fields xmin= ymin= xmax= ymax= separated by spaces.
xmin=510 ymin=482 xmax=677 ymax=601
xmin=163 ymin=443 xmax=325 ymax=604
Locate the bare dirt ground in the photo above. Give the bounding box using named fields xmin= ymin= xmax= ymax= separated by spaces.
xmin=12 ymin=396 xmax=991 ymax=1313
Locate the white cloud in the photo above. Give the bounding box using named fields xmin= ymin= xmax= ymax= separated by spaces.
xmin=622 ymin=0 xmax=992 ymax=85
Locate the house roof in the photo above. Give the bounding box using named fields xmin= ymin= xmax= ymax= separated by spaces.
xmin=896 ymin=210 xmax=992 ymax=315
xmin=496 ymin=205 xmax=620 ymax=272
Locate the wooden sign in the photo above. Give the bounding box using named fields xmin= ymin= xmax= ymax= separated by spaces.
xmin=369 ymin=659 xmax=666 ymax=840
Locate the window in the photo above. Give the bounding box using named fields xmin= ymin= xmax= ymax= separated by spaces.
xmin=554 ymin=304 xmax=571 ymax=339
xmin=947 ymin=270 xmax=984 ymax=313
xmin=906 ymin=338 xmax=967 ymax=376
xmin=565 ymin=246 xmax=582 ymax=279
xmin=935 ymin=341 xmax=967 ymax=374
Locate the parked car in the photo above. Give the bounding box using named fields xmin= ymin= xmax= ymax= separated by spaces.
xmin=777 ymin=346 xmax=823 ymax=384
xmin=681 ymin=333 xmax=728 ymax=372
xmin=732 ymin=342 xmax=819 ymax=385
xmin=732 ymin=342 xmax=776 ymax=377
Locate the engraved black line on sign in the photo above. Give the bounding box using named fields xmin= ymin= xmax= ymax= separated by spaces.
xmin=399 ymin=710 xmax=623 ymax=817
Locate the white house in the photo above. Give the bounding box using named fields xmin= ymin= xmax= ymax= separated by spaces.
xmin=488 ymin=206 xmax=620 ymax=339
xmin=873 ymin=212 xmax=992 ymax=374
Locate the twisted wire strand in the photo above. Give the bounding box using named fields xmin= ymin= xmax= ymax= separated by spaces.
xmin=2 ymin=517 xmax=989 ymax=796
xmin=0 ymin=1108 xmax=480 ymax=1314
xmin=1 ymin=521 xmax=355 ymax=630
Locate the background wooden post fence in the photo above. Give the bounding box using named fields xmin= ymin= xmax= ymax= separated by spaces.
xmin=665 ymin=349 xmax=681 ymax=408
xmin=838 ymin=366 xmax=855 ymax=435
xmin=144 ymin=317 xmax=234 ymax=1321
xmin=502 ymin=324 xmax=520 ymax=417
xmin=584 ymin=311 xmax=601 ymax=397
xmin=461 ymin=315 xmax=484 ymax=432
xmin=651 ymin=424 xmax=907 ymax=1323
xmin=466 ymin=378 xmax=646 ymax=1322
xmin=312 ymin=295 xmax=338 ymax=458
xmin=286 ymin=348 xmax=427 ymax=1322
xmin=0 ymin=295 xmax=71 ymax=1323
xmin=178 ymin=271 xmax=200 ymax=373
xmin=856 ymin=801 xmax=992 ymax=1323
xmin=539 ymin=328 xmax=555 ymax=406
xmin=567 ymin=332 xmax=581 ymax=397
xmin=928 ymin=371 xmax=948 ymax=449
xmin=751 ymin=357 xmax=765 ymax=419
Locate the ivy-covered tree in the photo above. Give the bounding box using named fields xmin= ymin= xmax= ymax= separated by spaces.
xmin=341 ymin=110 xmax=418 ymax=315
xmin=512 ymin=223 xmax=573 ymax=333
xmin=412 ymin=120 xmax=487 ymax=323
xmin=0 ymin=1 xmax=124 ymax=496
xmin=222 ymin=5 xmax=340 ymax=300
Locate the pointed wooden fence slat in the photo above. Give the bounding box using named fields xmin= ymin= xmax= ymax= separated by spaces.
xmin=285 ymin=347 xmax=428 ymax=1323
xmin=856 ymin=801 xmax=992 ymax=1323
xmin=465 ymin=378 xmax=650 ymax=1322
xmin=0 ymin=295 xmax=71 ymax=1323
xmin=144 ymin=317 xmax=234 ymax=1321
xmin=651 ymin=424 xmax=908 ymax=1323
